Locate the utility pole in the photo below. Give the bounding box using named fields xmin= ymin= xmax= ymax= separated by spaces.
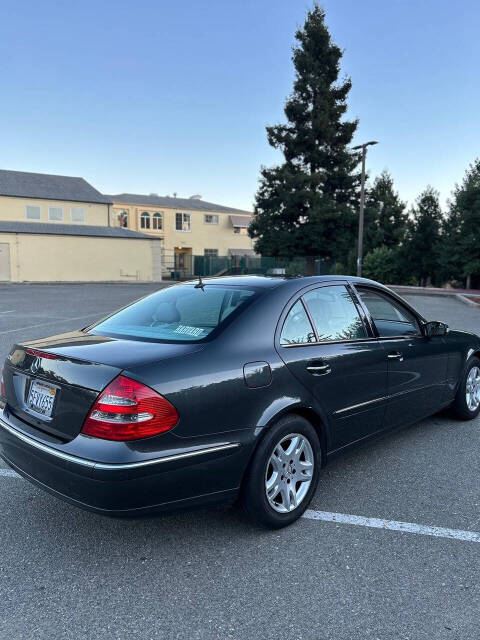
xmin=353 ymin=140 xmax=378 ymax=277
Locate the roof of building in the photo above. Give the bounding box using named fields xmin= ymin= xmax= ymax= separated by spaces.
xmin=0 ymin=220 xmax=153 ymax=239
xmin=108 ymin=193 xmax=252 ymax=215
xmin=0 ymin=170 xmax=112 ymax=205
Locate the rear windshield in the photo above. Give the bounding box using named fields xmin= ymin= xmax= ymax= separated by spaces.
xmin=90 ymin=284 xmax=258 ymax=342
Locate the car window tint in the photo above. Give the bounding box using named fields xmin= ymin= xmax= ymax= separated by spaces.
xmin=302 ymin=286 xmax=366 ymax=341
xmin=280 ymin=300 xmax=316 ymax=345
xmin=357 ymin=289 xmax=420 ymax=337
xmin=91 ymin=285 xmax=257 ymax=342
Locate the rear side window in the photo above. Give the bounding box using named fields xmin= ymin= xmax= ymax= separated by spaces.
xmin=91 ymin=285 xmax=257 ymax=342
xmin=303 ymin=285 xmax=366 ymax=342
xmin=280 ymin=300 xmax=316 ymax=345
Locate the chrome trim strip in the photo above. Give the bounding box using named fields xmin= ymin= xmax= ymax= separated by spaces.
xmin=334 ymin=396 xmax=388 ymax=416
xmin=0 ymin=416 xmax=240 ymax=471
xmin=281 ymin=337 xmax=378 ymax=348
xmin=94 ymin=444 xmax=241 ymax=470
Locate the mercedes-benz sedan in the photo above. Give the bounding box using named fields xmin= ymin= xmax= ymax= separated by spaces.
xmin=1 ymin=276 xmax=479 ymax=528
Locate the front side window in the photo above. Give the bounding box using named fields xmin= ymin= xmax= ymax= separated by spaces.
xmin=48 ymin=206 xmax=63 ymax=222
xmin=357 ymin=288 xmax=420 ymax=337
xmin=141 ymin=212 xmax=150 ymax=229
xmin=176 ymin=212 xmax=191 ymax=231
xmin=71 ymin=207 xmax=85 ymax=223
xmin=280 ymin=300 xmax=316 ymax=345
xmin=152 ymin=212 xmax=163 ymax=230
xmin=25 ymin=205 xmax=41 ymax=220
xmin=303 ymin=286 xmax=366 ymax=342
xmin=91 ymin=285 xmax=258 ymax=342
xmin=205 ymin=214 xmax=219 ymax=225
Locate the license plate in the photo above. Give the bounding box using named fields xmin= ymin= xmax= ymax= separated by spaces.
xmin=27 ymin=380 xmax=57 ymax=418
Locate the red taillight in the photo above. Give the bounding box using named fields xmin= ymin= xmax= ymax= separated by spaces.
xmin=26 ymin=348 xmax=57 ymax=360
xmin=81 ymin=375 xmax=178 ymax=441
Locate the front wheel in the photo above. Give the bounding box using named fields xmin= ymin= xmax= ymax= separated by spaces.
xmin=452 ymin=357 xmax=480 ymax=420
xmin=241 ymin=415 xmax=321 ymax=529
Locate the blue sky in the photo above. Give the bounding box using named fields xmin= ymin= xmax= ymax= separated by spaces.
xmin=1 ymin=0 xmax=479 ymax=211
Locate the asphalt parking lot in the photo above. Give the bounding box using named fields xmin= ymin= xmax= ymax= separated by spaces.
xmin=0 ymin=283 xmax=479 ymax=640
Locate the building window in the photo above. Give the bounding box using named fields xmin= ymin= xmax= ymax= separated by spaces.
xmin=70 ymin=207 xmax=85 ymax=223
xmin=141 ymin=212 xmax=151 ymax=229
xmin=116 ymin=209 xmax=129 ymax=228
xmin=25 ymin=205 xmax=41 ymax=220
xmin=48 ymin=206 xmax=63 ymax=221
xmin=234 ymin=227 xmax=248 ymax=235
xmin=152 ymin=212 xmax=163 ymax=231
xmin=204 ymin=214 xmax=219 ymax=225
xmin=175 ymin=212 xmax=191 ymax=232
xmin=204 ymin=249 xmax=218 ymax=257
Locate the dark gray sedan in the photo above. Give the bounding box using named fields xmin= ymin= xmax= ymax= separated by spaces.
xmin=1 ymin=276 xmax=479 ymax=528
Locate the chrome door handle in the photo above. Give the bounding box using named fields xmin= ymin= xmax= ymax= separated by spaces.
xmin=306 ymin=364 xmax=331 ymax=375
xmin=387 ymin=351 xmax=403 ymax=362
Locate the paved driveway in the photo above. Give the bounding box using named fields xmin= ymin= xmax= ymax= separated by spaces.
xmin=0 ymin=285 xmax=479 ymax=640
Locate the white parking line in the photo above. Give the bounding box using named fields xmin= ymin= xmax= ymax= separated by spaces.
xmin=0 ymin=312 xmax=105 ymax=335
xmin=0 ymin=310 xmax=15 ymax=315
xmin=0 ymin=470 xmax=478 ymax=542
xmin=303 ymin=509 xmax=480 ymax=543
xmin=0 ymin=469 xmax=20 ymax=478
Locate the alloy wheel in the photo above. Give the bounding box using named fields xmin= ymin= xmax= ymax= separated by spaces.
xmin=265 ymin=433 xmax=314 ymax=513
xmin=466 ymin=366 xmax=480 ymax=411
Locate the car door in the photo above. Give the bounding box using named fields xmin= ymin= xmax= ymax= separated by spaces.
xmin=354 ymin=286 xmax=449 ymax=429
xmin=276 ymin=282 xmax=388 ymax=451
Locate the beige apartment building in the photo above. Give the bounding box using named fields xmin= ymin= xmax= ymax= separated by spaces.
xmin=0 ymin=169 xmax=255 ymax=282
xmin=0 ymin=170 xmax=160 ymax=282
xmin=109 ymin=193 xmax=255 ymax=275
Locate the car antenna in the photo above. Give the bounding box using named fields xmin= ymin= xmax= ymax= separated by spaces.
xmin=194 ymin=275 xmax=205 ymax=292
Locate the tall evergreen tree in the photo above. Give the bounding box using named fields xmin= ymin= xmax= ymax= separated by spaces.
xmin=403 ymin=187 xmax=442 ymax=286
xmin=362 ymin=171 xmax=407 ymax=255
xmin=249 ymin=6 xmax=361 ymax=264
xmin=441 ymin=159 xmax=480 ymax=289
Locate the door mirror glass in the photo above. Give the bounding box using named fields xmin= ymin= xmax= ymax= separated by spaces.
xmin=423 ymin=321 xmax=448 ymax=337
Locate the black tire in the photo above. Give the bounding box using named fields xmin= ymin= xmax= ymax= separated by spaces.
xmin=241 ymin=414 xmax=321 ymax=529
xmin=452 ymin=356 xmax=480 ymax=420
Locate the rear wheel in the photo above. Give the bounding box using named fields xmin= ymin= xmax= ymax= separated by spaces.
xmin=452 ymin=357 xmax=480 ymax=420
xmin=241 ymin=414 xmax=321 ymax=529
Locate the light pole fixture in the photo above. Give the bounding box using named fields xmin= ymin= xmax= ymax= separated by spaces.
xmin=352 ymin=140 xmax=378 ymax=277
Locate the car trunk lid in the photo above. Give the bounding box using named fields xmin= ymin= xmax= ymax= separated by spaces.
xmin=2 ymin=330 xmax=203 ymax=441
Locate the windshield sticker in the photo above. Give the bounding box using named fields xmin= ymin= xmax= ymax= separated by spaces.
xmin=173 ymin=325 xmax=205 ymax=337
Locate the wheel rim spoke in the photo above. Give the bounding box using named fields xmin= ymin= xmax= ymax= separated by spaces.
xmin=265 ymin=433 xmax=315 ymax=514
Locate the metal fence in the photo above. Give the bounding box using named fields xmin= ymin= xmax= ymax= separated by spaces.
xmin=162 ymin=252 xmax=336 ymax=280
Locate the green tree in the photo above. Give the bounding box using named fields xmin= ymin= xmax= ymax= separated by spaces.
xmin=362 ymin=246 xmax=402 ymax=284
xmin=249 ymin=5 xmax=360 ymax=266
xmin=362 ymin=171 xmax=407 ymax=254
xmin=440 ymin=159 xmax=480 ymax=289
xmin=403 ymin=187 xmax=442 ymax=286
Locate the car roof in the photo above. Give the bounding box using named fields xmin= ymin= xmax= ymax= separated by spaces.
xmin=182 ymin=275 xmax=381 ymax=289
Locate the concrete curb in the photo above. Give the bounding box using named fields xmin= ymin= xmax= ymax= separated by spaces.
xmin=391 ymin=286 xmax=480 ymax=308
xmin=455 ymin=293 xmax=480 ymax=308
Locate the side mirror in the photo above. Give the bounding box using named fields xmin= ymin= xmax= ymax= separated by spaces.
xmin=423 ymin=321 xmax=448 ymax=338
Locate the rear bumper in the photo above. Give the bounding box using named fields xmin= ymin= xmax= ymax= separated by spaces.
xmin=0 ymin=411 xmax=250 ymax=516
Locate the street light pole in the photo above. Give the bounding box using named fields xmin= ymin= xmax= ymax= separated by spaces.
xmin=352 ymin=140 xmax=378 ymax=277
